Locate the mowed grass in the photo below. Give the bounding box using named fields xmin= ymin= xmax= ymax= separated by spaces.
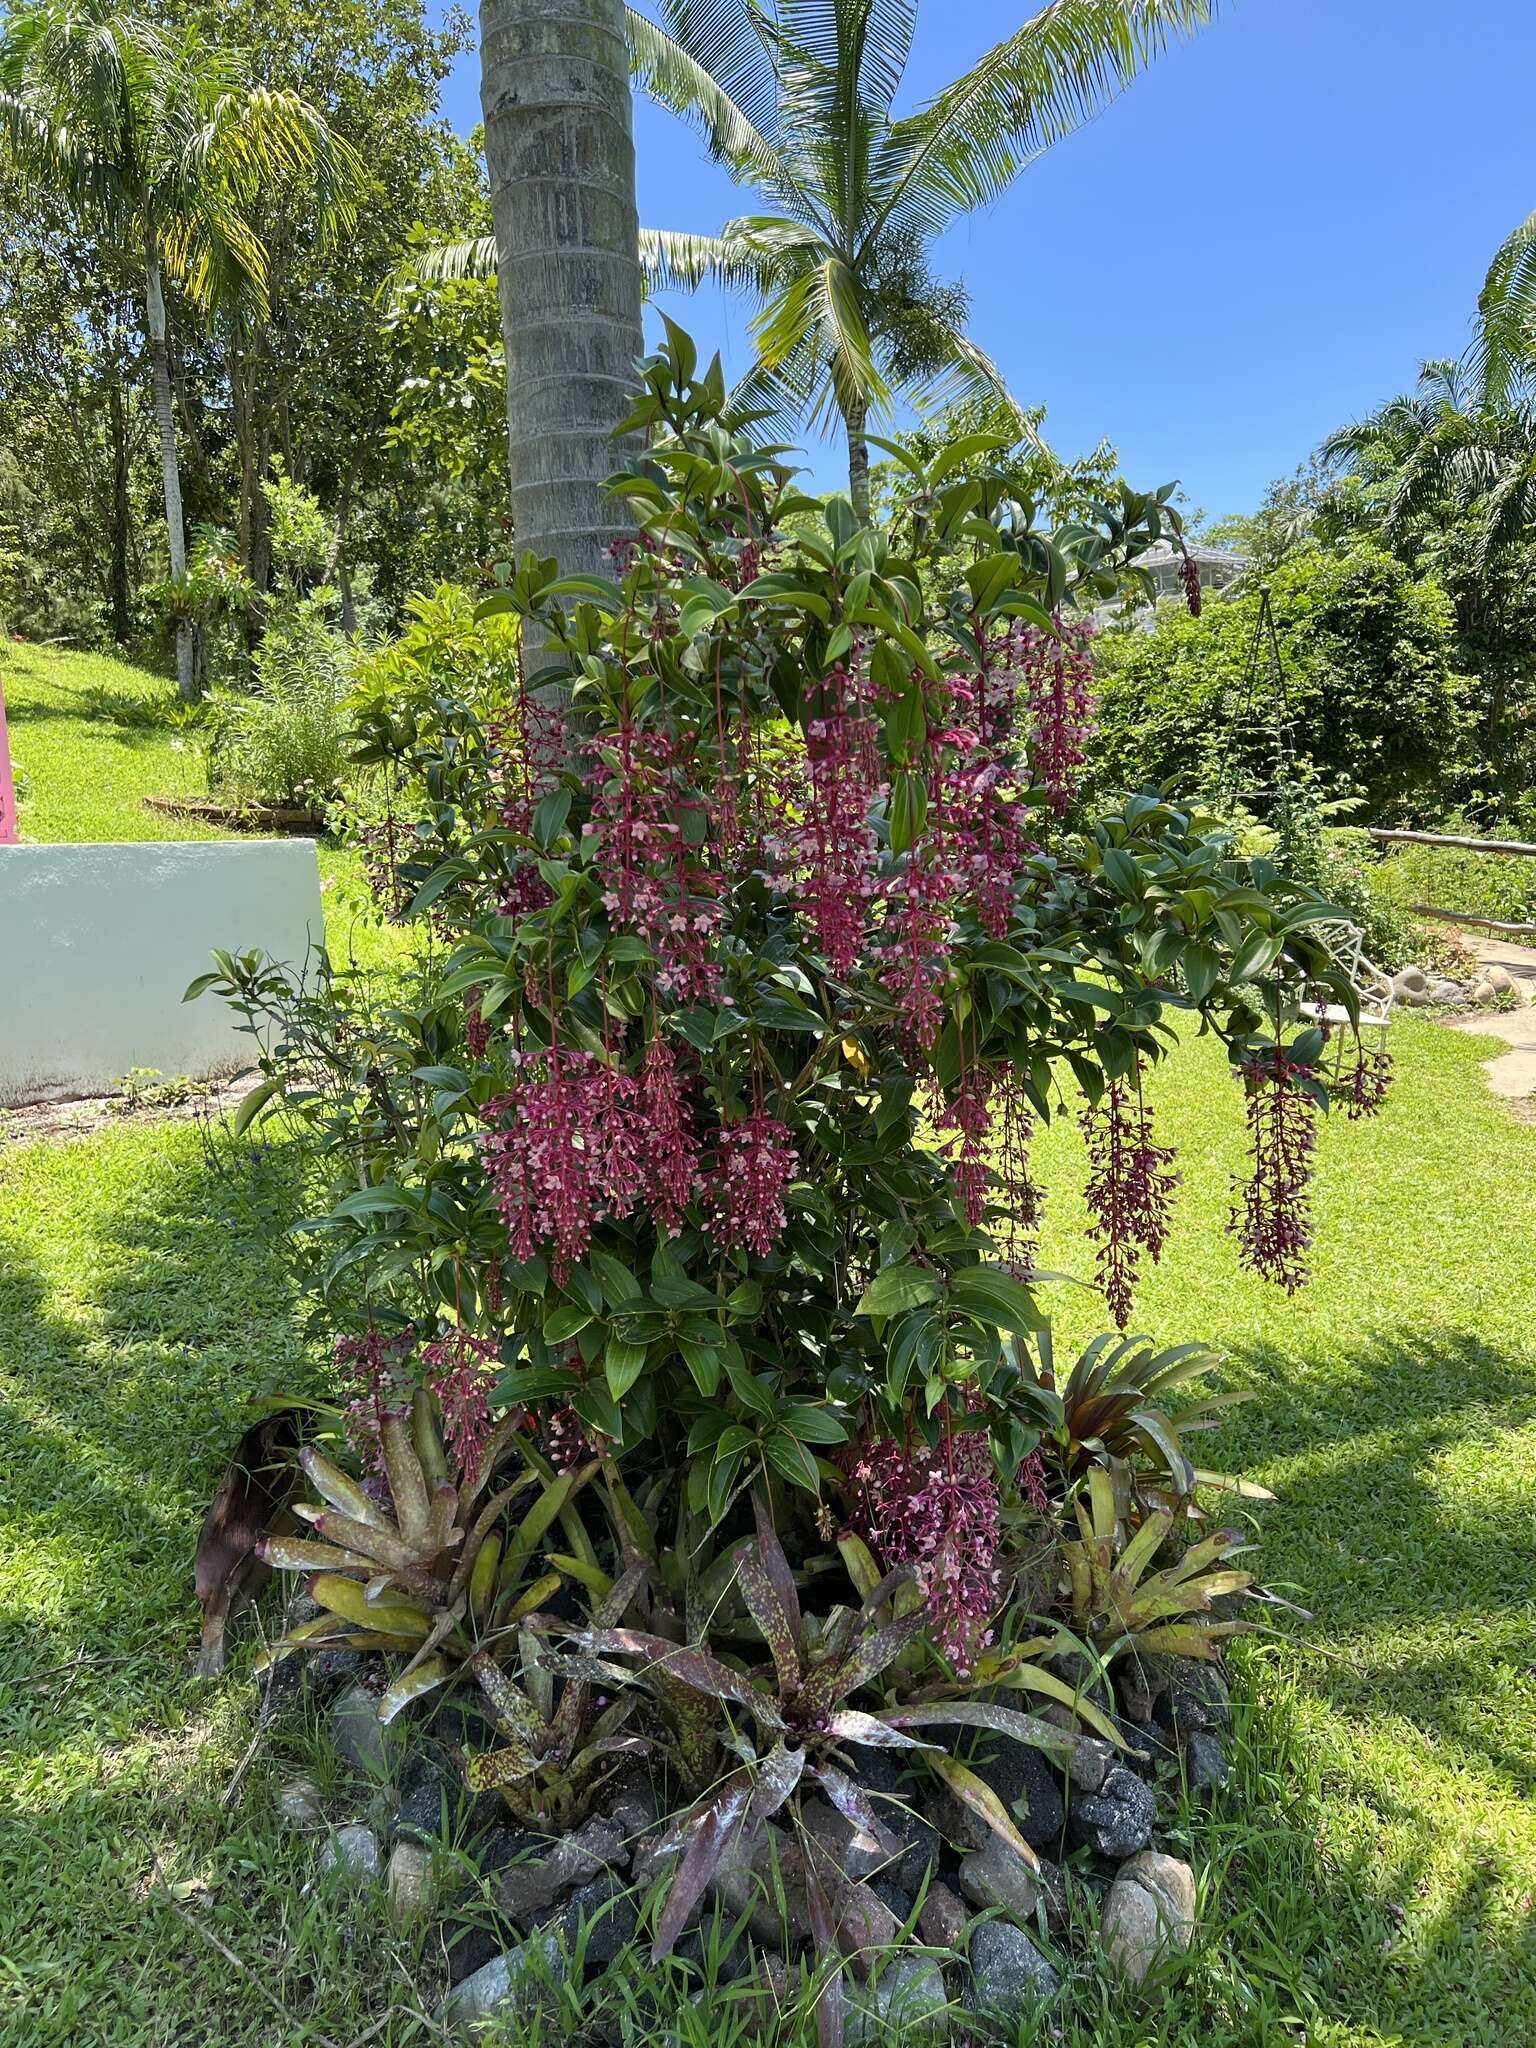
xmin=2 ymin=1015 xmax=1533 ymax=2046
xmin=2 ymin=638 xmax=412 ymax=975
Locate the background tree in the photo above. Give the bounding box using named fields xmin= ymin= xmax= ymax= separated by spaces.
xmin=1323 ymin=358 xmax=1536 ymax=778
xmin=0 ymin=0 xmax=360 ymax=695
xmin=478 ymin=0 xmax=645 ymax=584
xmin=1089 ymin=540 xmax=1470 ymax=819
xmin=626 ymin=0 xmax=1218 ymax=511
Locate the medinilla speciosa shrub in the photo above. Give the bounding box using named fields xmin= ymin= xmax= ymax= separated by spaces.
xmin=205 ymin=324 xmax=1381 ymax=1693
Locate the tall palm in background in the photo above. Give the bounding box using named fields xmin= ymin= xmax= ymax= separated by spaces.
xmin=0 ymin=0 xmax=359 ymax=696
xmin=451 ymin=1 xmax=1220 ymax=515
xmin=1473 ymin=205 xmax=1536 ymax=408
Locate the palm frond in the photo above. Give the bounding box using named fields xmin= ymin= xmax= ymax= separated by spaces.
xmin=651 ymin=0 xmax=785 ymax=137
xmin=626 ymin=5 xmax=785 ymax=187
xmin=640 ymin=224 xmax=788 ymax=294
xmin=864 ymin=0 xmax=1215 ymax=250
xmin=1474 ymin=206 xmax=1536 ymax=408
xmin=409 ymin=233 xmax=500 ymax=283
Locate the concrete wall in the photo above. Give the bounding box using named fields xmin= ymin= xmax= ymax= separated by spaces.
xmin=0 ymin=840 xmax=324 ymax=1103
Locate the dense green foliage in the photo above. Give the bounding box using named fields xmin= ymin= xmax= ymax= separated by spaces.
xmin=1090 ymin=542 xmax=1469 ymax=819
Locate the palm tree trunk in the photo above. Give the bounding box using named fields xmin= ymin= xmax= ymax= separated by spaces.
xmin=479 ymin=0 xmax=645 ymax=587
xmin=107 ymin=374 xmax=132 ymax=644
xmin=144 ymin=235 xmax=195 ymax=701
xmin=843 ymin=392 xmax=871 ymax=519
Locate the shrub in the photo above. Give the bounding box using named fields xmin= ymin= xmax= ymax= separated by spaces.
xmin=1089 ymin=542 xmax=1471 ymax=818
xmin=204 ymin=592 xmax=351 ymax=810
xmin=200 ymin=331 xmax=1391 ymax=1993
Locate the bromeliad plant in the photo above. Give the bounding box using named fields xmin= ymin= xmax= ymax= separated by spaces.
xmin=561 ymin=1501 xmax=1102 ymax=1959
xmin=1061 ymin=1468 xmax=1257 ymax=1666
xmin=255 ymin=1391 xmax=595 ymax=1722
xmin=205 ymin=320 xmax=1378 ymax=1742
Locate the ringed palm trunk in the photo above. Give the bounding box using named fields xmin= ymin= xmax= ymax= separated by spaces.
xmin=479 ymin=0 xmax=645 ymax=591
xmin=144 ymin=236 xmax=196 ymax=701
xmin=842 ymin=392 xmax=871 ymax=519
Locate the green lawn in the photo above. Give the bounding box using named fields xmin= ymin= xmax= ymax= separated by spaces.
xmin=2 ymin=1018 xmax=1532 ymax=2046
xmin=1 ymin=639 xmax=403 ymax=972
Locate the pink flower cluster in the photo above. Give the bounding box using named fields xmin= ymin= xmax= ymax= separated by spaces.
xmin=480 ymin=1048 xmax=640 ymax=1283
xmin=480 ymin=1041 xmax=797 ymax=1275
xmin=843 ymin=1428 xmax=1004 ymax=1673
xmin=1008 ymin=614 xmax=1096 ymax=817
xmin=1178 ymin=546 xmax=1203 ymax=618
xmin=584 ymin=718 xmax=723 ymax=1002
xmin=1341 ymin=1046 xmax=1392 ymax=1121
xmin=1231 ymin=1048 xmax=1318 ymax=1292
xmin=421 ymin=1327 xmax=500 ymax=1484
xmin=702 ymin=1113 xmax=797 ymax=1258
xmin=994 ymin=1071 xmax=1044 ymax=1275
xmin=1082 ymin=1081 xmax=1179 ymax=1330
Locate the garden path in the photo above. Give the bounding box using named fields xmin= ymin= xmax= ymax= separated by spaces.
xmin=1449 ymin=936 xmax=1536 ymax=1097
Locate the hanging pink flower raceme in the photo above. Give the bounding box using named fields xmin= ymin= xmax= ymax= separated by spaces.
xmin=702 ymin=1113 xmax=797 ymax=1257
xmin=420 ymin=1328 xmax=500 ymax=1484
xmin=1081 ymin=1080 xmax=1179 ymax=1330
xmin=464 ymin=996 xmax=491 ymax=1061
xmin=994 ymin=1070 xmax=1044 ymax=1275
xmin=1178 ymin=544 xmax=1203 ymax=618
xmin=1340 ymin=1046 xmax=1392 ymax=1121
xmin=932 ymin=659 xmax=1027 ymax=938
xmin=1008 ymin=613 xmax=1097 ymax=818
xmin=933 ymin=1066 xmax=994 ymax=1230
xmin=843 ymin=1428 xmax=1004 ymax=1674
xmin=333 ymin=1327 xmax=413 ymax=1477
xmin=480 ymin=1048 xmax=639 ymax=1283
xmin=878 ymin=805 xmax=965 ymax=1047
xmin=770 ymin=662 xmax=883 ymax=975
xmin=1231 ymin=1046 xmax=1318 ymax=1292
xmin=584 ymin=715 xmax=724 ymax=1002
xmin=487 ymin=702 xmax=557 ymax=918
xmin=637 ymin=1031 xmax=700 ymax=1236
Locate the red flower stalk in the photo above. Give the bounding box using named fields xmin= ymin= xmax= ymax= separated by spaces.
xmin=771 ymin=663 xmax=883 ymax=974
xmin=1009 ymin=613 xmax=1096 ymax=818
xmin=584 ymin=716 xmax=724 ymax=1002
xmin=638 ymin=1031 xmax=700 ymax=1235
xmin=933 ymin=1065 xmax=994 ymax=1230
xmin=334 ymin=1326 xmax=413 ymax=1476
xmin=480 ymin=1049 xmax=641 ymax=1283
xmin=421 ymin=1328 xmax=500 ymax=1484
xmin=1178 ymin=545 xmax=1203 ymax=618
xmin=1082 ymin=1080 xmax=1179 ymax=1330
xmin=1231 ymin=1047 xmax=1318 ymax=1292
xmin=843 ymin=1426 xmax=1004 ymax=1674
xmin=702 ymin=1112 xmax=797 ymax=1257
xmin=994 ymin=1070 xmax=1044 ymax=1275
xmin=1339 ymin=1046 xmax=1392 ymax=1121
xmin=464 ymin=996 xmax=490 ymax=1061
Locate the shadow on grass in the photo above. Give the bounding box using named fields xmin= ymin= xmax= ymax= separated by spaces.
xmin=0 ymin=1132 xmax=314 ymax=1759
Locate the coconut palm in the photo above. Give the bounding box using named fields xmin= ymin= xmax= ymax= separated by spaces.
xmin=454 ymin=3 xmax=1219 ymax=515
xmin=0 ymin=0 xmax=360 ymax=697
xmin=479 ymin=0 xmax=645 ymax=585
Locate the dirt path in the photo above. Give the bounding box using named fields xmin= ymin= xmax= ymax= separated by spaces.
xmin=1448 ymin=937 xmax=1536 ymax=1098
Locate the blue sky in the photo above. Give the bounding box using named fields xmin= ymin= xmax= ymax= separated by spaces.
xmin=437 ymin=0 xmax=1536 ymax=520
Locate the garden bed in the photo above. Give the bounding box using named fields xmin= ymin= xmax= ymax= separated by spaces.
xmin=142 ymin=793 xmax=327 ymax=833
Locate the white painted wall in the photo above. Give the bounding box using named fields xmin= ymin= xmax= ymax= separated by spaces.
xmin=0 ymin=840 xmax=324 ymax=1103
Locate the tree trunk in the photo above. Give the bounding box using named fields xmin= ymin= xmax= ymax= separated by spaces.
xmin=144 ymin=236 xmax=195 ymax=700
xmin=843 ymin=392 xmax=871 ymax=519
xmin=107 ymin=374 xmax=132 ymax=644
xmin=479 ymin=0 xmax=645 ymax=587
